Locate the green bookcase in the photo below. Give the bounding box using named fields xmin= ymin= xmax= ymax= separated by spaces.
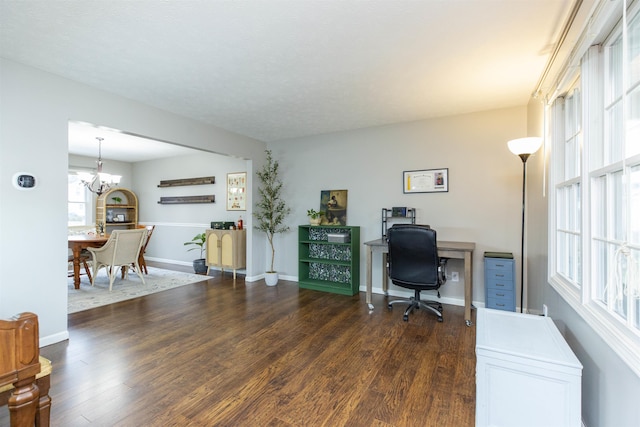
xmin=298 ymin=225 xmax=360 ymax=296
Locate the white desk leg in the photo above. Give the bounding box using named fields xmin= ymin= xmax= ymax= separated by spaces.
xmin=366 ymin=246 xmax=374 ymax=310
xmin=382 ymin=253 xmax=388 ymax=296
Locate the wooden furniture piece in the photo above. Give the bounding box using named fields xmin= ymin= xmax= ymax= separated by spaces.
xmin=364 ymin=237 xmax=476 ymax=325
xmin=67 ymin=252 xmax=92 ymax=283
xmin=484 ymin=252 xmax=516 ymax=312
xmin=157 ymin=195 xmax=215 ymax=204
xmin=95 ymin=188 xmax=138 ymax=234
xmin=157 ymin=176 xmax=215 ymax=187
xmin=68 ymin=234 xmax=109 ymax=289
xmin=298 ymin=225 xmax=360 ymax=296
xmin=136 ymin=224 xmax=155 ymax=275
xmin=475 ymin=308 xmax=582 ymax=427
xmin=0 ymin=313 xmax=52 ymax=427
xmin=205 ymin=228 xmax=246 ymax=279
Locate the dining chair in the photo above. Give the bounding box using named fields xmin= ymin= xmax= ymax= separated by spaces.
xmin=136 ymin=224 xmax=155 ymax=274
xmin=88 ymin=228 xmax=147 ymax=291
xmin=68 ymin=249 xmax=93 ymax=283
xmin=67 ymin=226 xmax=96 ymax=284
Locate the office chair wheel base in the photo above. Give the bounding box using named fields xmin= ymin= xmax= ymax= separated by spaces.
xmin=403 ymin=314 xmax=409 ymax=321
xmin=437 ymin=316 xmax=443 ymax=323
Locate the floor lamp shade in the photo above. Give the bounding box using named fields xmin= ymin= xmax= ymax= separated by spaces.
xmin=508 ymin=137 xmax=543 ymax=160
xmin=508 ymin=136 xmax=542 ymax=313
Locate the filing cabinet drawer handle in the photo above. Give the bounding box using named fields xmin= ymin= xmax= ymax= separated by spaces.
xmin=496 ymin=303 xmax=505 ymax=307
xmin=496 ymin=293 xmax=505 ymax=296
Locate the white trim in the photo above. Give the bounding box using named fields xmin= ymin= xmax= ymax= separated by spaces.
xmin=40 ymin=330 xmax=69 ymax=347
xmin=550 ymin=275 xmax=640 ymax=377
xmin=141 ymin=222 xmax=213 ymax=228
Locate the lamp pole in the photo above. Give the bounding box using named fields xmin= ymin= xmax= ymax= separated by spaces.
xmin=507 ymin=137 xmax=542 ymax=314
xmin=518 ymin=153 xmax=531 ymax=313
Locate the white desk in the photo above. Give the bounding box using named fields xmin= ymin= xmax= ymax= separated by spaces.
xmin=363 ymin=238 xmax=476 ymax=326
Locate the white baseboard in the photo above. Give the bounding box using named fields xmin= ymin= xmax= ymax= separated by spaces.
xmin=361 ymin=285 xmax=485 ymax=309
xmin=146 ymin=256 xmax=191 ymax=267
xmin=40 ymin=330 xmax=69 ymax=347
xmin=245 ymin=273 xmax=297 ymax=283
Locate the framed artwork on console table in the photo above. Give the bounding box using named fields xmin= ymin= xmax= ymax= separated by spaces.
xmin=227 ymin=172 xmax=247 ymax=211
xmin=403 ymin=168 xmax=448 ymax=193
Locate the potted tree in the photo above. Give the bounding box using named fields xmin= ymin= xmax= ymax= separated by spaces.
xmin=184 ymin=232 xmax=207 ymax=274
xmin=254 ymin=150 xmax=291 ymax=286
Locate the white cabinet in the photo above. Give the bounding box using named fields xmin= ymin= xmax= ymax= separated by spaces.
xmin=205 ymin=229 xmax=246 ymax=279
xmin=476 ymin=308 xmax=582 ymax=427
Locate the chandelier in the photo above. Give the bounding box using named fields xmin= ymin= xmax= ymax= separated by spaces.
xmin=78 ymin=137 xmax=122 ymax=196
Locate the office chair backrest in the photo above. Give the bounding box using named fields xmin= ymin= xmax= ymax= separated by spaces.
xmin=387 ymin=224 xmax=440 ymax=288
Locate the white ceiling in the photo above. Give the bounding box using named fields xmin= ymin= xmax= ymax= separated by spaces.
xmin=1 ymin=0 xmax=576 ymax=161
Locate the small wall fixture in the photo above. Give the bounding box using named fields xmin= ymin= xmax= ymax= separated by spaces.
xmin=12 ymin=172 xmax=37 ymax=190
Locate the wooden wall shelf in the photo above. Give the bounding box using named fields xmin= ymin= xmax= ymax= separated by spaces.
xmin=158 ymin=176 xmax=215 ymax=187
xmin=158 ymin=195 xmax=215 ymax=204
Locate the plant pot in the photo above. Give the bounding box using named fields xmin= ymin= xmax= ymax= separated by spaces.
xmin=193 ymin=258 xmax=207 ymax=275
xmin=309 ymin=217 xmax=321 ymax=226
xmin=265 ymin=271 xmax=278 ymax=286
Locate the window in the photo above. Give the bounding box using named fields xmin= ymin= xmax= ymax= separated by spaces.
xmin=68 ymin=172 xmax=93 ymax=226
xmin=549 ymin=3 xmax=640 ymax=376
xmin=554 ymin=86 xmax=582 ymax=289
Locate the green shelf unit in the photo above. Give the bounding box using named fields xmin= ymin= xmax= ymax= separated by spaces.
xmin=298 ymin=225 xmax=360 ymax=296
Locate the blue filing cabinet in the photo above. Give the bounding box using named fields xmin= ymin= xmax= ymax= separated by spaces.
xmin=484 ymin=252 xmax=515 ymax=312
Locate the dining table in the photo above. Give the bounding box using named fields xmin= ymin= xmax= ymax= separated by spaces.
xmin=68 ymin=234 xmax=109 ymax=289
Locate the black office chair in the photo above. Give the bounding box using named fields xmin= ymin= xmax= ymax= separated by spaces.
xmin=386 ymin=224 xmax=447 ymax=322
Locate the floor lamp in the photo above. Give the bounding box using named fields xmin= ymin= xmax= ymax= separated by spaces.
xmin=508 ymin=137 xmax=543 ymax=313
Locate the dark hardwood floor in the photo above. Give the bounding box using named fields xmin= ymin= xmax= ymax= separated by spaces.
xmin=2 ymin=263 xmax=476 ymax=426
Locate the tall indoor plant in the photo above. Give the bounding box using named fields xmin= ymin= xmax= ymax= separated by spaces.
xmin=184 ymin=232 xmax=207 ymax=274
xmin=254 ymin=150 xmax=290 ymax=286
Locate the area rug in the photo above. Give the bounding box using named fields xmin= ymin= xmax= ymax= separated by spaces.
xmin=68 ymin=267 xmax=208 ymax=313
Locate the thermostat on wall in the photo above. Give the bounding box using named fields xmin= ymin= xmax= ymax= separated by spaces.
xmin=12 ymin=172 xmax=37 ymax=190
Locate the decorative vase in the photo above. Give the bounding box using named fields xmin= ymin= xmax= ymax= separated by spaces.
xmin=265 ymin=271 xmax=278 ymax=286
xmin=309 ymin=217 xmax=321 ymax=226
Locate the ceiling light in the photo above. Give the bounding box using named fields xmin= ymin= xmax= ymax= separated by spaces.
xmin=78 ymin=137 xmax=121 ymax=196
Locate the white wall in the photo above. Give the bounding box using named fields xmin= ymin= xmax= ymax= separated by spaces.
xmin=268 ymin=106 xmax=528 ymax=307
xmin=0 ymin=58 xmax=265 ymax=345
xmin=132 ymin=152 xmax=250 ymax=269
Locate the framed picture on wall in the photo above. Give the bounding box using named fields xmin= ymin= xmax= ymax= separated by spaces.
xmin=227 ymin=172 xmax=247 ymax=211
xmin=403 ymin=168 xmax=448 ymax=193
xmin=319 ymin=189 xmax=348 ymax=225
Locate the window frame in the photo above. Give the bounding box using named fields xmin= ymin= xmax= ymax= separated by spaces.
xmin=68 ymin=170 xmax=95 ymax=226
xmin=548 ymin=2 xmax=640 ymax=377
